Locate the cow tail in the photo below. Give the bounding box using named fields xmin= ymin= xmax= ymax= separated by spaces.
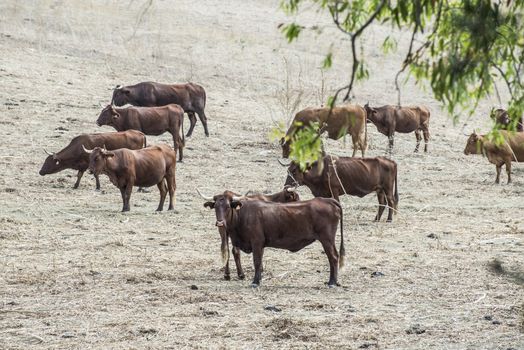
xmin=181 ymin=116 xmax=186 ymax=147
xmin=335 ymin=200 xmax=345 ymax=270
xmin=364 ymin=111 xmax=368 ymax=155
xmin=394 ymin=164 xmax=399 ymax=212
xmin=143 ymin=134 xmax=147 ymax=148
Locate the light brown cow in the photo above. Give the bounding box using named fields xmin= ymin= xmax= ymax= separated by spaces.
xmin=464 ymin=131 xmax=524 ymax=183
xmin=281 ymin=105 xmax=367 ymax=158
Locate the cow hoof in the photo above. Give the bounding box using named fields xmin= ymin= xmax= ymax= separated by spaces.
xmin=224 ymin=275 xmax=231 ymax=281
xmin=95 ymin=188 xmax=101 ymax=192
xmin=122 ymin=209 xmax=130 ymax=212
xmin=238 ymin=274 xmax=245 ymax=280
xmin=386 ymin=219 xmax=392 ymax=223
xmin=167 ymin=206 xmax=174 ymax=211
xmin=251 ymin=283 xmax=259 ymax=288
xmin=328 ymin=284 xmax=335 ymax=288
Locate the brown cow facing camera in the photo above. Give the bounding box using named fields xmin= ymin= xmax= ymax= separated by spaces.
xmin=364 ymin=103 xmax=430 ymax=153
xmin=96 ymin=104 xmax=185 ymax=161
xmin=201 ymin=190 xmax=344 ymax=288
xmin=111 ymin=81 xmax=209 ymax=137
xmin=39 ymin=130 xmax=146 ymax=190
xmin=84 ymin=144 xmax=177 ymax=212
xmin=198 ymin=186 xmax=300 ymax=281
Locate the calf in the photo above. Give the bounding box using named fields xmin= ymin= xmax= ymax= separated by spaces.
xmin=84 ymin=144 xmax=177 ymax=211
xmin=97 ymin=104 xmax=185 ymax=161
xmin=39 ymin=130 xmax=145 ymax=190
xmin=490 ymin=108 xmax=524 ymax=132
xmin=198 ymin=186 xmax=300 ymax=281
xmin=281 ymin=105 xmax=367 ymax=158
xmin=364 ymin=103 xmax=430 ymax=153
xmin=283 ymin=155 xmax=398 ymax=222
xmin=464 ymin=131 xmax=524 ymax=183
xmin=202 ymin=191 xmax=344 ymax=287
xmin=111 ymin=81 xmax=209 ymax=137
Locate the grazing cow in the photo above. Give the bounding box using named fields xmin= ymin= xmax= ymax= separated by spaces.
xmin=39 ymin=130 xmax=145 ymax=190
xmin=282 ymin=155 xmax=398 ymax=222
xmin=96 ymin=104 xmax=185 ymax=161
xmin=84 ymin=144 xmax=177 ymax=212
xmin=281 ymin=105 xmax=367 ymax=158
xmin=464 ymin=131 xmax=524 ymax=183
xmin=201 ymin=191 xmax=344 ymax=287
xmin=364 ymin=103 xmax=430 ymax=153
xmin=490 ymin=108 xmax=524 ymax=132
xmin=111 ymin=82 xmax=209 ymax=137
xmin=198 ymin=186 xmax=300 ymax=281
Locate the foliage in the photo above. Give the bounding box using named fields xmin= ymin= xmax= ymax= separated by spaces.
xmin=289 ymin=122 xmax=324 ymax=170
xmin=280 ymin=0 xmax=524 ymax=126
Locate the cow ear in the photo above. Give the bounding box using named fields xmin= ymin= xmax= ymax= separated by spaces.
xmin=203 ymin=201 xmax=215 ymax=209
xmin=231 ymin=201 xmax=243 ymax=210
xmin=112 ymin=112 xmax=120 ymax=119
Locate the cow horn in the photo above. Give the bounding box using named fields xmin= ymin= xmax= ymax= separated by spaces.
xmin=82 ymin=145 xmax=94 ymax=154
xmin=43 ymin=148 xmax=54 ymax=156
xmin=231 ymin=195 xmax=244 ymax=201
xmin=286 ymin=186 xmax=297 ymax=193
xmin=278 ymin=158 xmax=291 ymax=167
xmin=196 ymin=188 xmax=213 ymax=201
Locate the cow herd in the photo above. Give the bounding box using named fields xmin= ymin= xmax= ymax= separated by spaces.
xmin=39 ymin=80 xmax=524 ymax=288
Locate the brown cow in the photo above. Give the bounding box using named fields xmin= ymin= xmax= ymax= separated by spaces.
xmin=281 ymin=105 xmax=367 ymax=158
xmin=490 ymin=108 xmax=524 ymax=132
xmin=96 ymin=104 xmax=185 ymax=161
xmin=39 ymin=130 xmax=146 ymax=190
xmin=84 ymin=144 xmax=177 ymax=212
xmin=283 ymin=155 xmax=398 ymax=222
xmin=464 ymin=131 xmax=524 ymax=183
xmin=202 ymin=191 xmax=344 ymax=288
xmin=364 ymin=103 xmax=430 ymax=153
xmin=111 ymin=82 xmax=208 ymax=137
xmin=198 ymin=186 xmax=300 ymax=281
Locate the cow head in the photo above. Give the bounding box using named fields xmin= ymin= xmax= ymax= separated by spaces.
xmin=83 ymin=146 xmax=114 ymax=175
xmin=96 ymin=105 xmax=120 ymax=127
xmin=364 ymin=102 xmax=377 ymax=123
xmin=463 ymin=132 xmax=482 ymax=155
xmin=111 ymin=85 xmax=133 ymax=106
xmin=491 ymin=108 xmax=510 ymax=126
xmin=281 ymin=137 xmax=291 ymax=158
xmin=39 ymin=149 xmax=64 ymax=175
xmin=199 ymin=190 xmax=243 ymax=266
xmin=282 ymin=185 xmax=300 ymax=202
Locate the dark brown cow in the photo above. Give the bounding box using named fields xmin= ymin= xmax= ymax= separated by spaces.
xmin=39 ymin=130 xmax=145 ymax=190
xmin=84 ymin=144 xmax=177 ymax=212
xmin=364 ymin=103 xmax=430 ymax=153
xmin=202 ymin=191 xmax=344 ymax=288
xmin=490 ymin=108 xmax=524 ymax=132
xmin=281 ymin=105 xmax=367 ymax=158
xmin=97 ymin=104 xmax=185 ymax=161
xmin=111 ymin=82 xmax=208 ymax=137
xmin=464 ymin=131 xmax=524 ymax=183
xmin=198 ymin=186 xmax=300 ymax=281
xmin=283 ymin=155 xmax=398 ymax=222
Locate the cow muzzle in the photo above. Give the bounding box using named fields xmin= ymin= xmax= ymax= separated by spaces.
xmin=215 ymin=220 xmax=226 ymax=227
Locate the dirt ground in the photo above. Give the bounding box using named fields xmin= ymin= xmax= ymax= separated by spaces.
xmin=0 ymin=1 xmax=522 ymax=349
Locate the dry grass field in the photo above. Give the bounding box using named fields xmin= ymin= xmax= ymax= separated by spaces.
xmin=0 ymin=1 xmax=522 ymax=349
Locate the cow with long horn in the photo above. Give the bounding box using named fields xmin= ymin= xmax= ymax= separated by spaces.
xmin=85 ymin=143 xmax=177 ymax=212
xmin=39 ymin=130 xmax=146 ymax=190
xmin=202 ymin=190 xmax=343 ymax=288
xmin=197 ymin=186 xmax=300 ymax=281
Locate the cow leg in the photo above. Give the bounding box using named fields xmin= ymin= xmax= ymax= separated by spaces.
xmin=375 ymin=191 xmax=386 ymax=221
xmin=495 ymin=164 xmax=502 ymax=184
xmin=156 ymin=180 xmax=168 ymax=211
xmin=505 ymin=161 xmax=512 ymax=184
xmin=351 ymin=134 xmax=358 ymax=157
xmin=73 ymin=170 xmax=84 ymax=189
xmin=414 ymin=130 xmax=421 ymax=153
xmin=423 ymin=129 xmax=430 ymax=152
xmin=232 ymin=246 xmax=245 ymax=279
xmin=186 ymin=112 xmax=197 ymax=137
xmin=388 ymin=135 xmax=394 ymax=156
xmin=166 ymin=174 xmax=176 ymax=210
xmin=119 ymin=186 xmax=130 ymax=212
xmin=320 ymin=239 xmax=339 ymax=287
xmin=196 ymin=109 xmax=209 ymax=137
xmin=385 ymin=192 xmax=395 ymax=222
xmin=171 ymin=132 xmax=183 ymax=162
xmin=224 ymin=257 xmax=231 ymax=280
xmin=94 ymin=174 xmax=101 ymax=191
xmin=251 ymin=246 xmax=264 ymax=288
